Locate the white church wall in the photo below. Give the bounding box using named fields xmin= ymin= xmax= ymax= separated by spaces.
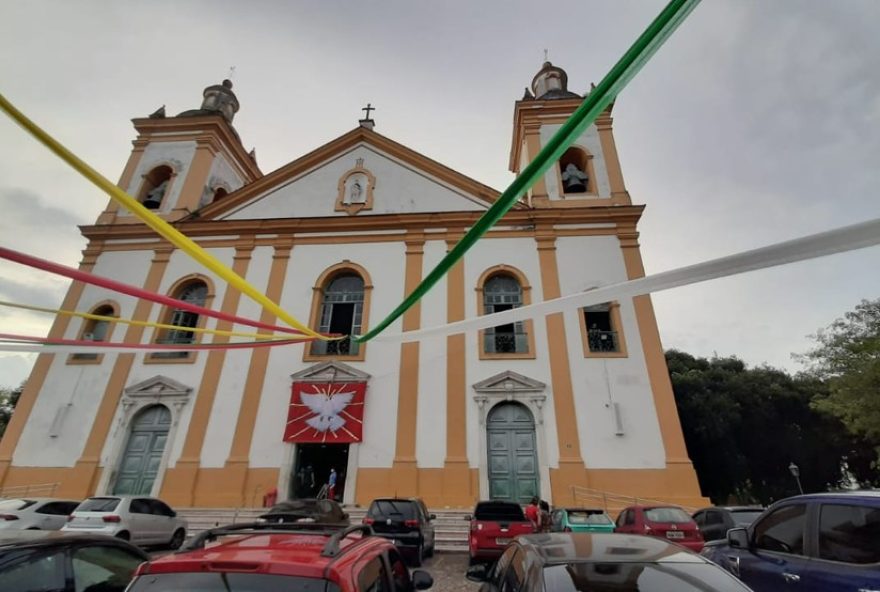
xmin=222 ymin=144 xmax=487 ymax=221
xmin=540 ymin=124 xmax=611 ymax=200
xmin=200 ymin=246 xmax=275 ymax=468
xmin=248 ymin=241 xmax=407 ymax=469
xmin=120 ymin=140 xmax=198 ymax=216
xmin=201 ymin=153 xmax=246 ymax=208
xmin=415 ymin=240 xmax=448 ymax=468
xmin=555 ymin=236 xmax=666 ymax=468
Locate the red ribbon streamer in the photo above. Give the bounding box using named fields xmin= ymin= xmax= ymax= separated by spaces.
xmin=0 ymin=246 xmax=309 ymax=336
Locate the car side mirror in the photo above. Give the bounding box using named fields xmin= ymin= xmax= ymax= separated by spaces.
xmin=727 ymin=527 xmax=750 ymax=549
xmin=466 ymin=564 xmax=489 ymax=582
xmin=429 ymin=513 xmax=436 ymax=521
xmin=412 ymin=570 xmax=434 ymax=590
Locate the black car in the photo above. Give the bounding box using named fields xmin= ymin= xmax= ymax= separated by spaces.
xmin=259 ymin=498 xmax=350 ymax=524
xmin=0 ymin=530 xmax=149 ymax=592
xmin=467 ymin=533 xmax=751 ymax=592
xmin=692 ymin=506 xmax=764 ymax=542
xmin=362 ymin=498 xmax=435 ymax=566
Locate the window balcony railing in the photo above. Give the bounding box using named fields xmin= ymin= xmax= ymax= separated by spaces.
xmin=587 ymin=330 xmax=619 ymax=353
xmin=311 ymin=337 xmax=360 ymax=357
xmin=484 ymin=332 xmax=529 ymax=354
xmin=151 ymin=337 xmax=194 ymax=359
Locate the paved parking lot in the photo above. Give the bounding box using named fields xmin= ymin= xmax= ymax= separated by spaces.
xmin=418 ymin=553 xmax=479 ymax=592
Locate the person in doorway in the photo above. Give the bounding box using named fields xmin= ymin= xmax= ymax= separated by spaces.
xmin=327 ymin=467 xmax=338 ymax=501
xmin=525 ymin=497 xmax=541 ymax=530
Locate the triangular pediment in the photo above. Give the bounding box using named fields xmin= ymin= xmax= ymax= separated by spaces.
xmin=291 ymin=361 xmax=371 ymax=383
xmin=124 ymin=375 xmax=192 ymax=397
xmin=472 ymin=370 xmax=546 ymax=393
xmin=197 ymin=127 xmax=513 ymax=221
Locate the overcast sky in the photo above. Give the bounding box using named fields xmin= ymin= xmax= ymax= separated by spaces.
xmin=1 ymin=0 xmax=878 ymax=387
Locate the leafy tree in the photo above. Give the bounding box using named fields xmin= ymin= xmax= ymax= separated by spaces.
xmin=0 ymin=382 xmax=24 ymax=439
xmin=668 ymin=351 xmax=870 ymax=505
xmin=799 ymin=298 xmax=880 ymax=462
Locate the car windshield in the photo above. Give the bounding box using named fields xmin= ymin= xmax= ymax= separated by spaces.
xmin=368 ymin=500 xmax=417 ymax=519
xmin=77 ymin=497 xmax=121 ymax=512
xmin=474 ymin=503 xmax=525 ymax=521
xmin=730 ymin=510 xmax=763 ymax=526
xmin=0 ymin=499 xmax=36 ymax=511
xmin=568 ymin=511 xmax=612 ymax=525
xmin=128 ymin=572 xmax=339 ymax=592
xmin=543 ymin=562 xmax=750 ymax=592
xmin=644 ymin=507 xmax=692 ymax=524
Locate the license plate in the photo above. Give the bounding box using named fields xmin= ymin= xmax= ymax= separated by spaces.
xmin=666 ymin=531 xmax=684 ymax=539
xmin=495 ymin=538 xmax=511 ymax=545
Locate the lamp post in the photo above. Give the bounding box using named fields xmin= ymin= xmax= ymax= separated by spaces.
xmin=788 ymin=462 xmax=804 ymax=494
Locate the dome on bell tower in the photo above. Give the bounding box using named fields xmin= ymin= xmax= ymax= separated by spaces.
xmin=530 ymin=61 xmax=581 ymax=100
xmin=176 ymin=79 xmax=240 ymax=124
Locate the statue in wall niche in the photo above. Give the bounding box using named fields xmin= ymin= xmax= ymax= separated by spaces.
xmin=561 ymin=163 xmax=589 ymax=193
xmin=348 ymin=180 xmax=365 ymax=204
xmin=143 ymin=180 xmax=169 ymax=209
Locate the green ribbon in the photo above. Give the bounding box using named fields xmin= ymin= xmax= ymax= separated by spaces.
xmin=356 ymin=0 xmax=700 ymax=343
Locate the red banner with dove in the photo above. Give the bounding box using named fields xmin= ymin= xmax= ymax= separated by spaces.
xmin=283 ymin=382 xmax=366 ymax=443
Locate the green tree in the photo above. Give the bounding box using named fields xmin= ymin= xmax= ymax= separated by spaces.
xmin=0 ymin=382 xmax=24 ymax=439
xmin=800 ymin=298 xmax=880 ymax=462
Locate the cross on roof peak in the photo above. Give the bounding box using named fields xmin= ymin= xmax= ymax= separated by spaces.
xmin=361 ymin=103 xmax=375 ymax=120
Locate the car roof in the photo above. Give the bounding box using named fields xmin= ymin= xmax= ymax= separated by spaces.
xmin=516 ymin=533 xmax=708 ymax=565
xmin=778 ymin=491 xmax=880 ymax=503
xmin=371 ymin=498 xmax=421 ymax=503
xmin=695 ymin=506 xmax=764 ymax=512
xmin=560 ymin=508 xmax=606 ymax=513
xmin=0 ymin=497 xmax=79 ymax=504
xmin=143 ymin=524 xmax=388 ymax=579
xmin=0 ymin=530 xmax=149 ymax=556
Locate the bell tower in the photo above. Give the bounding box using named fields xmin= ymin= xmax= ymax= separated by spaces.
xmin=96 ymin=80 xmax=262 ymax=225
xmin=509 ymin=62 xmax=630 ymax=207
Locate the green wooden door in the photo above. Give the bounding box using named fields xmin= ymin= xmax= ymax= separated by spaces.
xmin=113 ymin=405 xmax=171 ymax=495
xmin=487 ymin=403 xmax=539 ymax=503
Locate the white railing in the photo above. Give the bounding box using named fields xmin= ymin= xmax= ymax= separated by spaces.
xmin=570 ymin=485 xmax=698 ymax=514
xmin=0 ymin=482 xmax=60 ymax=498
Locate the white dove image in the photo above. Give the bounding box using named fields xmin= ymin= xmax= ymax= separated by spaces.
xmin=301 ymin=391 xmax=355 ymax=433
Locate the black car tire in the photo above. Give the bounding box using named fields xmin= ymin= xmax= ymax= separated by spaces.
xmin=169 ymin=528 xmax=186 ymax=550
xmin=411 ymin=542 xmax=424 ymax=567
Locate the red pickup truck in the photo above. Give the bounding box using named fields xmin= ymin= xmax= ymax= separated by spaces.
xmin=466 ymin=500 xmax=535 ymax=565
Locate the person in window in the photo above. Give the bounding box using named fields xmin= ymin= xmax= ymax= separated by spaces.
xmin=327 ymin=467 xmax=337 ymax=501
xmin=525 ymin=497 xmax=541 ymax=530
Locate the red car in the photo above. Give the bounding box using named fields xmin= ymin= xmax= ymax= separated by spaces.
xmin=126 ymin=522 xmax=434 ymax=592
xmin=466 ymin=500 xmax=536 ymax=565
xmin=615 ymin=505 xmax=704 ymax=552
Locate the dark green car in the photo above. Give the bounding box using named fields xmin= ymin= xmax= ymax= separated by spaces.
xmin=549 ymin=508 xmax=615 ymax=533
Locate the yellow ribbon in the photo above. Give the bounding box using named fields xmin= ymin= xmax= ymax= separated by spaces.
xmin=0 ymin=93 xmax=324 ymax=339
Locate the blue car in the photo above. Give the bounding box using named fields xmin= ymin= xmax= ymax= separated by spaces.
xmin=701 ymin=491 xmax=880 ymax=591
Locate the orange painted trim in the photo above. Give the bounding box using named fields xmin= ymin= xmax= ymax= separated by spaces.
xmin=169 ymin=142 xmax=217 ymax=220
xmin=394 ymin=235 xmax=425 ymax=465
xmin=335 ymin=160 xmax=376 ymax=215
xmin=96 ymin=141 xmax=148 ymax=224
xmin=596 ymin=114 xmax=630 ymax=201
xmin=445 ymin=234 xmax=467 ymax=464
xmin=475 ymin=265 xmax=536 ymax=360
xmin=578 ymin=301 xmax=629 ymax=359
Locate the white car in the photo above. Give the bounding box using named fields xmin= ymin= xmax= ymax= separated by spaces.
xmin=62 ymin=495 xmax=187 ymax=548
xmin=0 ymin=498 xmax=81 ymax=530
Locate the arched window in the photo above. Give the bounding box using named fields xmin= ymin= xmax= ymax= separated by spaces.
xmin=153 ymin=280 xmax=207 ymax=359
xmin=483 ymin=274 xmax=528 ymax=354
xmin=139 ymin=165 xmax=173 ymax=210
xmin=559 ymin=147 xmax=593 ymax=194
xmin=71 ymin=303 xmax=117 ymax=362
xmin=310 ymin=274 xmax=365 ymax=356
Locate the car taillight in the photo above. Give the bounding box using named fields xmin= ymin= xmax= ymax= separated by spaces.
xmin=362 ymin=518 xmax=374 ymax=525
xmin=0 ymin=514 xmax=18 ymax=521
xmin=404 ymin=519 xmax=419 ymax=527
xmin=102 ymin=515 xmax=121 ymax=523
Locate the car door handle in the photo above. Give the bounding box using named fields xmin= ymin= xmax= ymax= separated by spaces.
xmin=782 ymin=572 xmax=800 ymax=583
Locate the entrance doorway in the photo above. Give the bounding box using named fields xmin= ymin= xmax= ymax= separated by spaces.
xmin=291 ymin=444 xmax=349 ymax=501
xmin=487 ymin=402 xmax=539 ymax=503
xmin=113 ymin=405 xmax=171 ymax=495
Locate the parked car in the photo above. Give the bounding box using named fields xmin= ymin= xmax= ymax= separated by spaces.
xmin=362 ymin=497 xmax=435 ymax=566
xmin=466 ymin=500 xmax=535 ymax=565
xmin=466 ymin=532 xmax=752 ymax=591
xmin=615 ymin=504 xmax=704 ymax=552
xmin=0 ymin=498 xmax=81 ymax=530
xmin=62 ymin=496 xmax=187 ymax=548
xmin=549 ymin=507 xmax=615 ymax=533
xmin=693 ymin=506 xmax=764 ymax=542
xmin=260 ymin=497 xmax=350 ymax=524
xmin=0 ymin=530 xmax=148 ymax=592
xmin=127 ymin=521 xmax=433 ymax=592
xmin=702 ymin=491 xmax=880 ymax=592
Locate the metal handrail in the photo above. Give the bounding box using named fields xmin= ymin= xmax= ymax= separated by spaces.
xmin=0 ymin=482 xmax=60 ymax=498
xmin=570 ymin=485 xmax=698 ymax=514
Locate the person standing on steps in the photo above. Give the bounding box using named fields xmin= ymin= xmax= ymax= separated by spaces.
xmin=328 ymin=467 xmax=337 ymax=501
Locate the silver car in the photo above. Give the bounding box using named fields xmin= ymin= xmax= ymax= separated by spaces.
xmin=0 ymin=498 xmax=81 ymax=530
xmin=62 ymin=495 xmax=187 ymax=548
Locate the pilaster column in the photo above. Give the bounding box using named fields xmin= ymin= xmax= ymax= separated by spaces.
xmin=596 ymin=113 xmax=631 ymax=204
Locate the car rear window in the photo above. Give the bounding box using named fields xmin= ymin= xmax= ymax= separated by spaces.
xmin=644 ymin=507 xmax=692 ymax=524
xmin=77 ymin=497 xmax=121 ymax=512
xmin=543 ymin=562 xmax=750 ymax=591
xmin=730 ymin=510 xmax=763 ymax=526
xmin=0 ymin=499 xmax=36 ymax=511
xmin=129 ymin=572 xmax=339 ymax=592
xmin=568 ymin=511 xmax=612 ymax=525
xmin=368 ymin=500 xmax=418 ymax=519
xmin=474 ymin=502 xmax=526 ymax=521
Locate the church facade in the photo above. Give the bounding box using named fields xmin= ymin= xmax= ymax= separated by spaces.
xmin=0 ymin=63 xmax=706 ymax=509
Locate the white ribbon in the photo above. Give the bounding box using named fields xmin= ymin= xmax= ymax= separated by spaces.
xmin=373 ymin=217 xmax=880 ymax=343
